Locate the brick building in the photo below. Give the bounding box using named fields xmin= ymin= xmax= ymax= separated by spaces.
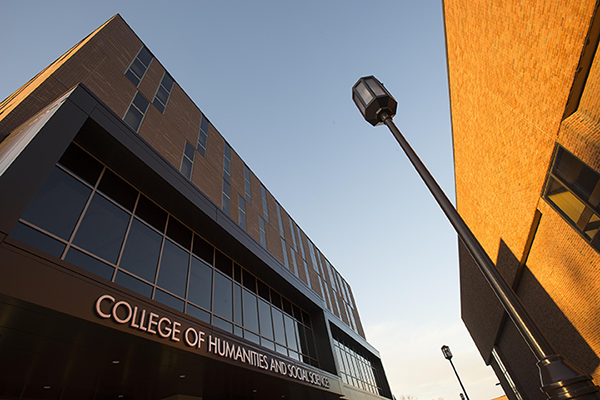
xmin=443 ymin=1 xmax=600 ymax=399
xmin=0 ymin=15 xmax=392 ymax=400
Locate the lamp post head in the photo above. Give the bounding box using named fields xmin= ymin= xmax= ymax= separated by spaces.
xmin=442 ymin=345 xmax=453 ymax=360
xmin=352 ymin=76 xmax=397 ymax=126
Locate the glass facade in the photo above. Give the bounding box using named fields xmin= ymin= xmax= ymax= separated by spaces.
xmin=125 ymin=46 xmax=153 ymax=87
xmin=333 ymin=334 xmax=383 ymax=396
xmin=9 ymin=142 xmax=320 ymax=367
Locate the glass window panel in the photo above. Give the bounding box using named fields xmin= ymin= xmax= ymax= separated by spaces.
xmin=272 ymin=308 xmax=285 ymax=345
xmin=137 ymin=47 xmax=153 ymax=67
xmin=161 ymin=74 xmax=174 ymax=92
xmin=584 ymin=213 xmax=600 ymax=239
xmin=184 ymin=142 xmax=195 ymax=161
xmin=234 ymin=283 xmax=243 ymax=324
xmin=284 ymin=315 xmax=298 ymax=351
xmin=244 ymin=330 xmax=259 ymax=344
xmin=65 ymin=248 xmax=114 ymax=280
xmin=200 ymin=115 xmax=209 ymax=134
xmin=154 ymin=289 xmax=184 ymax=312
xmin=243 ymin=290 xmax=259 ymax=333
xmin=98 ymin=170 xmax=137 ymax=211
xmin=305 ymin=327 xmax=317 ymax=359
xmin=257 ymin=280 xmax=270 ymax=301
xmin=129 ymin=59 xmax=146 ymax=80
xmin=135 ymin=195 xmax=167 ymax=232
xmin=261 ymin=338 xmax=275 ymax=351
xmin=297 ymin=322 xmax=308 ymax=355
xmin=276 ymin=344 xmax=287 ymax=356
xmin=243 ymin=271 xmax=256 ymax=292
xmin=234 ymin=263 xmax=242 ymax=283
xmin=213 ymin=272 xmax=233 ymax=321
xmin=271 ymin=291 xmax=282 ymax=309
xmin=258 ymin=299 xmax=273 ymax=340
xmin=166 ymin=217 xmax=192 ymax=249
xmin=118 ymin=218 xmax=162 ymax=282
xmin=155 ymin=86 xmax=169 ymax=105
xmin=21 ymin=167 xmax=91 ymax=240
xmin=157 ymin=239 xmax=189 ymax=297
xmin=132 ymin=92 xmax=149 ymax=113
xmin=192 ymin=234 xmax=213 ymax=264
xmin=213 ymin=316 xmax=233 ymax=333
xmin=282 ymin=298 xmax=293 ymax=315
xmin=188 ymin=256 xmax=213 ymax=310
xmin=234 ymin=325 xmax=243 ymax=338
xmin=125 ymin=69 xmax=140 ymax=86
xmin=214 ymin=250 xmax=233 ymax=277
xmin=153 ymin=98 xmax=165 ymax=114
xmin=124 ymin=107 xmax=143 ymax=131
xmin=187 ymin=304 xmax=210 ymax=324
xmin=288 ymin=350 xmax=300 ymax=361
xmin=73 ymin=194 xmax=130 ymax=263
xmin=115 ymin=271 xmax=152 ymax=298
xmin=9 ymin=223 xmax=65 ymax=258
xmin=58 ymin=144 xmax=103 ymax=185
xmin=547 ymin=178 xmax=587 ymax=225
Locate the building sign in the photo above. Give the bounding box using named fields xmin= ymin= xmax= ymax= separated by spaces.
xmin=95 ymin=294 xmax=331 ymax=389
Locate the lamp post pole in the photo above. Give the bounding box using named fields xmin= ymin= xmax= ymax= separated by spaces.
xmin=351 ymin=75 xmax=600 ymax=400
xmin=442 ymin=345 xmax=471 ymax=400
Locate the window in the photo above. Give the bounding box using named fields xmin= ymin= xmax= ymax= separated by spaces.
xmin=223 ymin=142 xmax=231 ymax=182
xmin=152 ymin=72 xmax=174 ymax=113
xmin=180 ymin=142 xmax=194 ymax=179
xmin=197 ymin=115 xmax=209 ymax=157
xmin=544 ymin=145 xmax=600 ymax=250
xmin=289 ymin=217 xmax=298 ymax=251
xmin=259 ymin=216 xmax=266 ymax=248
xmin=261 ymin=185 xmax=269 ymax=222
xmin=244 ymin=165 xmax=251 ymax=203
xmin=123 ymin=92 xmax=149 ymax=132
xmin=125 ymin=46 xmax=153 ymax=86
xmin=222 ymin=180 xmax=230 ymax=216
xmin=238 ymin=195 xmax=246 ymax=231
xmin=332 ymin=333 xmax=383 ymax=396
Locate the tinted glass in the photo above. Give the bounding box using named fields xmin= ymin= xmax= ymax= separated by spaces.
xmin=157 ymin=239 xmax=189 ymax=297
xmin=9 ymin=223 xmax=65 ymax=258
xmin=166 ymin=217 xmax=192 ymax=249
xmin=188 ymin=256 xmax=212 ymax=310
xmin=213 ymin=272 xmax=233 ymax=321
xmin=187 ymin=304 xmax=211 ymax=324
xmin=192 ymin=234 xmax=213 ymax=264
xmin=284 ymin=315 xmax=298 ymax=351
xmin=161 ymin=74 xmax=174 ymax=91
xmin=233 ymin=263 xmax=242 ymax=283
xmin=243 ymin=271 xmax=256 ymax=292
xmin=257 ymin=280 xmax=269 ymax=301
xmin=184 ymin=142 xmax=195 ymax=161
xmin=261 ymin=338 xmax=275 ymax=351
xmin=297 ymin=321 xmax=308 ymax=355
xmin=125 ymin=69 xmax=140 ymax=86
xmin=98 ymin=170 xmax=137 ymax=212
xmin=137 ymin=47 xmax=153 ymax=67
xmin=153 ymin=98 xmax=165 ymax=113
xmin=21 ymin=167 xmax=91 ymax=240
xmin=65 ymin=248 xmax=114 ymax=280
xmin=156 ymin=86 xmax=169 ymax=105
xmin=133 ymin=93 xmax=149 ymax=113
xmin=58 ymin=144 xmax=103 ymax=185
xmin=244 ymin=330 xmax=259 ymax=344
xmin=130 ymin=59 xmax=146 ymax=79
xmin=124 ymin=107 xmax=143 ymax=131
xmin=305 ymin=327 xmax=317 ymax=358
xmin=135 ymin=195 xmax=167 ymax=232
xmin=214 ymin=250 xmax=232 ymax=277
xmin=213 ymin=316 xmax=233 ymax=333
xmin=272 ymin=308 xmax=285 ymax=345
xmin=181 ymin=157 xmax=192 ymax=179
xmin=243 ymin=290 xmax=259 ymax=333
xmin=115 ymin=271 xmax=152 ymax=298
xmin=258 ymin=299 xmax=273 ymax=340
xmin=234 ymin=283 xmax=243 ymax=324
xmin=155 ymin=289 xmax=184 ymax=312
xmin=119 ymin=218 xmax=162 ymax=282
xmin=72 ymin=194 xmax=130 ymax=263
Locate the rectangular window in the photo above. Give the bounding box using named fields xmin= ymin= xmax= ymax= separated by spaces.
xmin=303 ymin=260 xmax=311 ymax=289
xmin=180 ymin=142 xmax=195 ymax=180
xmin=259 ymin=216 xmax=266 ymax=248
xmin=238 ymin=195 xmax=246 ymax=231
xmin=281 ymin=238 xmax=289 ymax=269
xmin=276 ymin=203 xmax=285 ymax=238
xmin=291 ymin=250 xmax=299 ymax=277
xmin=125 ymin=46 xmax=153 ymax=86
xmin=296 ymin=226 xmax=306 ymax=260
xmin=197 ymin=115 xmax=209 ymax=157
xmin=261 ymin=185 xmax=269 ymax=222
xmin=289 ymin=217 xmax=297 ymax=251
xmin=244 ymin=165 xmax=252 ymax=203
xmin=222 ymin=180 xmax=230 ymax=216
xmin=544 ymin=146 xmax=600 ymax=250
xmin=223 ymin=142 xmax=231 ymax=182
xmin=308 ymin=241 xmax=319 ymax=272
xmin=124 ymin=92 xmax=149 ymax=132
xmin=152 ymin=72 xmax=174 ymax=113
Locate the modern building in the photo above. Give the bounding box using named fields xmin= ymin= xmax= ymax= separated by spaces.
xmin=0 ymin=15 xmax=392 ymax=400
xmin=444 ymin=1 xmax=600 ymax=400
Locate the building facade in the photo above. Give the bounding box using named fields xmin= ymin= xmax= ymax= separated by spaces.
xmin=444 ymin=1 xmax=600 ymax=400
xmin=0 ymin=15 xmax=392 ymax=400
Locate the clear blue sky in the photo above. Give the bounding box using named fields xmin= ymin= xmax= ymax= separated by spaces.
xmin=1 ymin=1 xmax=505 ymax=399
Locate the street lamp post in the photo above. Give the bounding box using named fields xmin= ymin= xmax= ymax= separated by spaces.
xmin=441 ymin=345 xmax=471 ymax=400
xmin=351 ymin=75 xmax=600 ymax=400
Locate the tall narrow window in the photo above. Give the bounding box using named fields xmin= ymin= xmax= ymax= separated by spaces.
xmin=223 ymin=143 xmax=231 ymax=182
xmin=197 ymin=115 xmax=209 ymax=157
xmin=125 ymin=46 xmax=153 ymax=86
xmin=259 ymin=216 xmax=266 ymax=248
xmin=124 ymin=92 xmax=149 ymax=132
xmin=296 ymin=226 xmax=305 ymax=260
xmin=180 ymin=142 xmax=195 ymax=180
xmin=261 ymin=185 xmax=269 ymax=222
xmin=281 ymin=238 xmax=289 ymax=269
xmin=222 ymin=180 xmax=230 ymax=216
xmin=244 ymin=165 xmax=251 ymax=203
xmin=238 ymin=195 xmax=246 ymax=231
xmin=289 ymin=217 xmax=297 ymax=251
xmin=276 ymin=203 xmax=285 ymax=238
xmin=544 ymin=146 xmax=600 ymax=250
xmin=152 ymin=72 xmax=174 ymax=113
